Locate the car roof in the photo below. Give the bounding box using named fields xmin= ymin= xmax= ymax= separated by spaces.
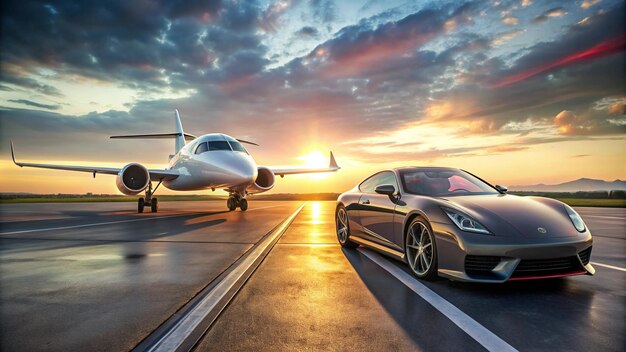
xmin=394 ymin=166 xmax=461 ymax=173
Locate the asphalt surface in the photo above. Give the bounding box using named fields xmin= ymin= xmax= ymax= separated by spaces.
xmin=0 ymin=201 xmax=302 ymax=351
xmin=0 ymin=201 xmax=624 ymax=351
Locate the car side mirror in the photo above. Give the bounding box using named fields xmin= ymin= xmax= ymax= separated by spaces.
xmin=495 ymin=185 xmax=508 ymax=193
xmin=375 ymin=184 xmax=396 ymax=196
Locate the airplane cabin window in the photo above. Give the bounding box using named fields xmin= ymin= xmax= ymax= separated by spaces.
xmin=195 ymin=142 xmax=208 ymax=154
xmin=208 ymin=141 xmax=232 ymax=151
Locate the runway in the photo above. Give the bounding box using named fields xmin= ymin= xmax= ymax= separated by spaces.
xmin=0 ymin=201 xmax=624 ymax=351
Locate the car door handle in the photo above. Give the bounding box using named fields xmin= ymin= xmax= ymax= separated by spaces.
xmin=361 ymin=199 xmax=370 ymax=204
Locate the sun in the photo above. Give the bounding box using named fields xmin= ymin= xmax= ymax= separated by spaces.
xmin=298 ymin=151 xmax=331 ymax=180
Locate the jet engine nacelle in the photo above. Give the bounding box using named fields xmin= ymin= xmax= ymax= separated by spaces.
xmin=115 ymin=163 xmax=150 ymax=195
xmin=246 ymin=166 xmax=275 ymax=194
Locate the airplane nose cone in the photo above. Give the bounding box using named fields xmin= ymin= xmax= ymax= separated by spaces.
xmin=222 ymin=155 xmax=257 ymax=185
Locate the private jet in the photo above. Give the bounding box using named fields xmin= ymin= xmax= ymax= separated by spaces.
xmin=10 ymin=110 xmax=340 ymax=213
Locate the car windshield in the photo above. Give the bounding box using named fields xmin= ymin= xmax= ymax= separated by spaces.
xmin=400 ymin=169 xmax=499 ymax=196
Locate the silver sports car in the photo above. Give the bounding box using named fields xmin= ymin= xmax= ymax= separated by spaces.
xmin=336 ymin=167 xmax=594 ymax=282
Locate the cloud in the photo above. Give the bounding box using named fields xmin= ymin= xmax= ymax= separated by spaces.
xmin=295 ymin=26 xmax=320 ymax=38
xmin=310 ymin=0 xmax=336 ymax=23
xmin=7 ymin=99 xmax=61 ymax=110
xmin=581 ymin=0 xmax=602 ymax=9
xmin=502 ymin=16 xmax=519 ymax=25
xmin=491 ymin=29 xmax=525 ymax=46
xmin=0 ymin=0 xmax=623 ymax=169
xmin=532 ymin=7 xmax=567 ymax=23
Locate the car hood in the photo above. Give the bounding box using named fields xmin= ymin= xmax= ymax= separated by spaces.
xmin=441 ymin=194 xmax=577 ymax=238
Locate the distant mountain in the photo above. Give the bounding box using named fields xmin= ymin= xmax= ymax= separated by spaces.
xmin=510 ymin=178 xmax=626 ymax=192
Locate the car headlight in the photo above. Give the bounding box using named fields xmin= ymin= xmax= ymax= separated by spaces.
xmin=442 ymin=207 xmax=491 ymax=234
xmin=564 ymin=205 xmax=586 ymax=232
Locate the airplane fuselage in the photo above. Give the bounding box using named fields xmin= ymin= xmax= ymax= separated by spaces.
xmin=164 ymin=133 xmax=258 ymax=192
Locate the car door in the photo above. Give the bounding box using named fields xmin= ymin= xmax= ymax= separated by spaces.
xmin=358 ymin=171 xmax=401 ymax=249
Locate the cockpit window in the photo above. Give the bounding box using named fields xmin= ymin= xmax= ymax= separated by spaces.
xmin=229 ymin=141 xmax=249 ymax=154
xmin=195 ymin=142 xmax=208 ymax=154
xmin=208 ymin=141 xmax=232 ymax=151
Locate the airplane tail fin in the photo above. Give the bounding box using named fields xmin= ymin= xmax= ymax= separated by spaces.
xmin=173 ymin=109 xmax=185 ymax=154
xmin=109 ymin=110 xmax=195 ymax=155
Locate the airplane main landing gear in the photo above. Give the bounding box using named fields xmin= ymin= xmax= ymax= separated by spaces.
xmin=227 ymin=195 xmax=248 ymax=211
xmin=138 ymin=180 xmax=161 ymax=213
xmin=227 ymin=197 xmax=237 ymax=211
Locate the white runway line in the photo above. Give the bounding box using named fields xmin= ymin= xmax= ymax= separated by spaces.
xmin=359 ymin=248 xmax=518 ymax=352
xmin=582 ymin=215 xmax=626 ymax=220
xmin=0 ymin=204 xmax=288 ymax=235
xmin=591 ymin=262 xmax=626 ymax=272
xmin=147 ymin=203 xmax=305 ymax=352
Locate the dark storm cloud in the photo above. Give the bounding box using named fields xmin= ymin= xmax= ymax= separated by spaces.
xmin=0 ymin=0 xmax=266 ymax=93
xmin=425 ymin=1 xmax=625 ymax=135
xmin=8 ymin=99 xmax=61 ymax=110
xmin=295 ymin=26 xmax=320 ymax=38
xmin=531 ymin=7 xmax=567 ymax=23
xmin=1 ymin=0 xmax=624 ymax=166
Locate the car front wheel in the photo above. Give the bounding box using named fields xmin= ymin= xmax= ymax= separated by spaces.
xmin=405 ymin=217 xmax=438 ymax=280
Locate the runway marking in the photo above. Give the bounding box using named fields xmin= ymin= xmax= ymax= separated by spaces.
xmin=0 ymin=204 xmax=288 ymax=236
xmin=359 ymin=248 xmax=518 ymax=352
xmin=145 ymin=203 xmax=305 ymax=352
xmin=591 ymin=261 xmax=626 ymax=272
xmin=582 ymin=215 xmax=626 ymax=220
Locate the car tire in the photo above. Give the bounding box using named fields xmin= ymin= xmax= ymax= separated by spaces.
xmin=405 ymin=217 xmax=438 ymax=280
xmin=336 ymin=205 xmax=358 ymax=249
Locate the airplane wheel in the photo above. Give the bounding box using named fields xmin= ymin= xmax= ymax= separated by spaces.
xmin=227 ymin=198 xmax=236 ymax=211
xmin=138 ymin=198 xmax=145 ymax=213
xmin=239 ymin=199 xmax=248 ymax=211
xmin=151 ymin=198 xmax=158 ymax=213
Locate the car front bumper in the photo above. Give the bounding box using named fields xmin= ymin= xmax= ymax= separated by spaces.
xmin=431 ymin=222 xmax=594 ymax=283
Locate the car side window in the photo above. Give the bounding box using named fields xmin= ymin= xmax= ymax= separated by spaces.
xmin=195 ymin=142 xmax=208 ymax=154
xmin=378 ymin=171 xmax=399 ymax=191
xmin=359 ymin=171 xmax=398 ymax=193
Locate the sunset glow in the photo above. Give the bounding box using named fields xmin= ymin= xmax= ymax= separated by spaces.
xmin=0 ymin=1 xmax=624 ymax=195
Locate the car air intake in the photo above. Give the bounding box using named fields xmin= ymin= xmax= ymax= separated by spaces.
xmin=465 ymin=255 xmax=501 ymax=276
xmin=511 ymin=256 xmax=582 ymax=279
xmin=578 ymin=247 xmax=592 ymax=265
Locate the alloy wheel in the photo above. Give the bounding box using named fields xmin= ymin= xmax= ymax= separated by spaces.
xmin=406 ymin=221 xmax=434 ymax=275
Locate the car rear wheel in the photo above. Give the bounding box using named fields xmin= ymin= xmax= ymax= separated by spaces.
xmin=336 ymin=206 xmax=358 ymax=249
xmin=405 ymin=217 xmax=438 ymax=280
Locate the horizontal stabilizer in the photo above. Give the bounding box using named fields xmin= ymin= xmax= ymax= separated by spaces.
xmin=110 ymin=133 xmax=197 ymax=141
xmin=237 ymin=139 xmax=259 ymax=146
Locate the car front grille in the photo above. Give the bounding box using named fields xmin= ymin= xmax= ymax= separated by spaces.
xmin=465 ymin=255 xmax=501 ymax=276
xmin=511 ymin=256 xmax=583 ymax=279
xmin=578 ymin=247 xmax=592 ymax=265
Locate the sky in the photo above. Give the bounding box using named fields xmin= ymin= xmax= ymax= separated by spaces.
xmin=0 ymin=0 xmax=624 ymax=195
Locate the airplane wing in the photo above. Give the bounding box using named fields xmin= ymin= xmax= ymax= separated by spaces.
xmin=268 ymin=151 xmax=340 ymax=177
xmin=10 ymin=142 xmax=179 ymax=181
xmin=110 ymin=132 xmax=197 ymax=141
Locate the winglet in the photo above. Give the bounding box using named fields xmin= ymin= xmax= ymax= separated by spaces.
xmin=329 ymin=151 xmax=339 ymax=170
xmin=10 ymin=140 xmax=22 ymax=167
